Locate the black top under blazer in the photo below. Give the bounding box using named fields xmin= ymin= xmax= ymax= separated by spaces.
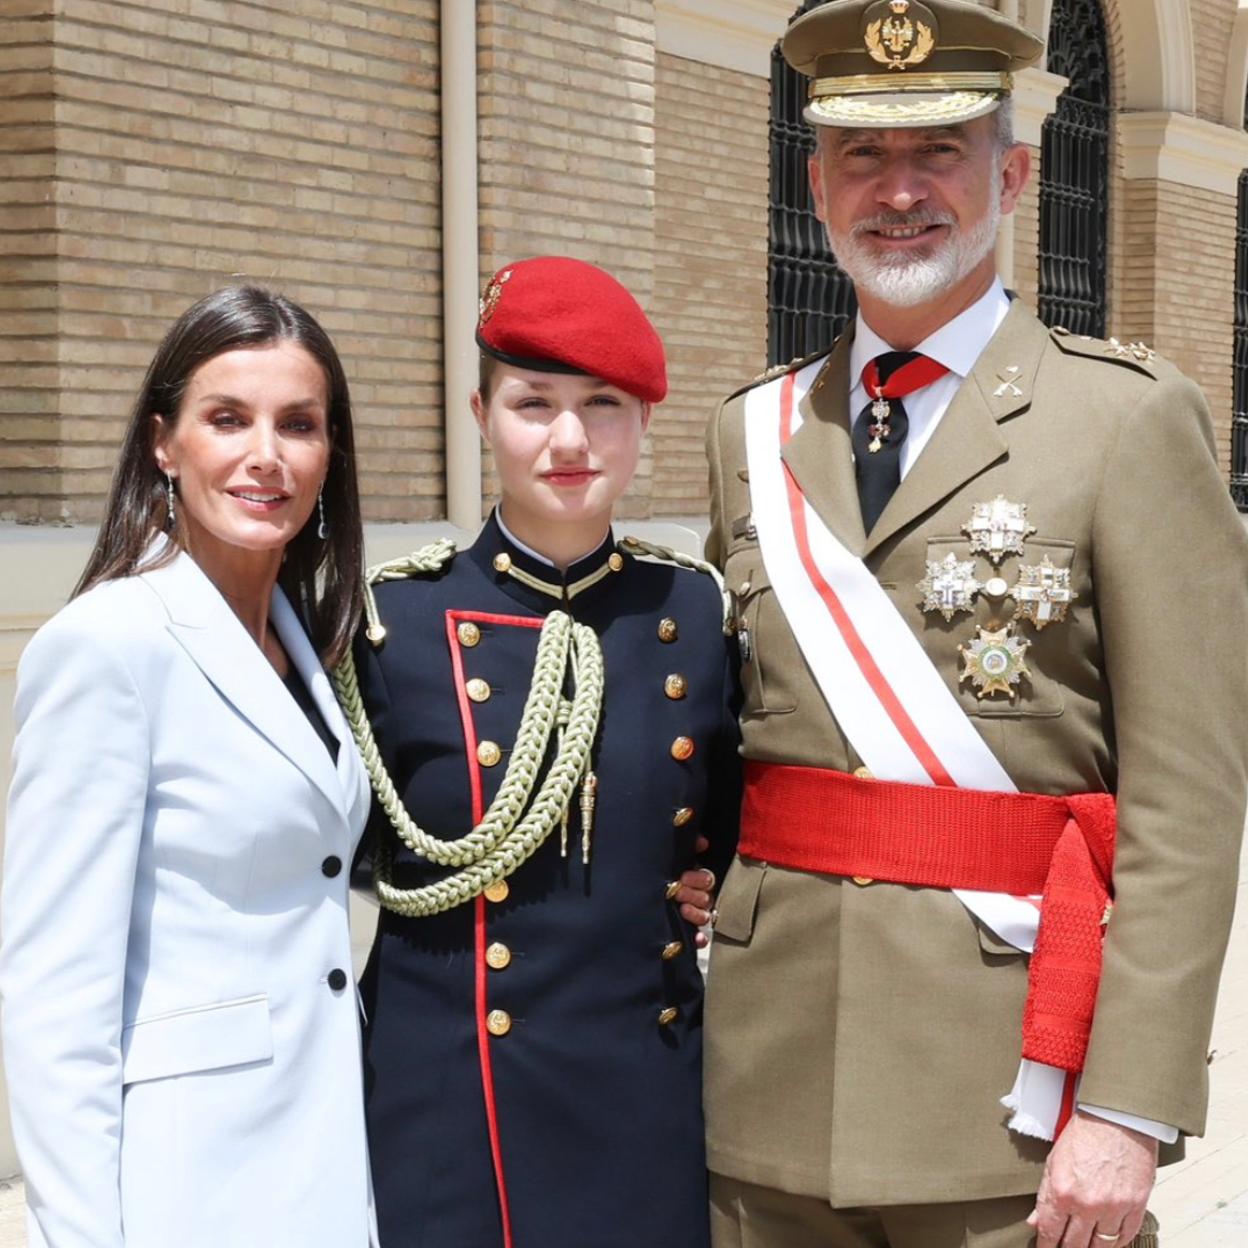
xmin=354 ymin=514 xmax=741 ymax=1248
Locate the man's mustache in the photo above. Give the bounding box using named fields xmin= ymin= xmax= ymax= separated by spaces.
xmin=851 ymin=211 xmax=956 ymax=236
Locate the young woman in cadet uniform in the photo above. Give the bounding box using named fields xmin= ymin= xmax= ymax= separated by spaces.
xmin=335 ymin=256 xmax=738 ymax=1248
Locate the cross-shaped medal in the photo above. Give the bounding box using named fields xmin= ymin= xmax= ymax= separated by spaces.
xmin=1012 ymin=556 xmax=1077 ymax=629
xmin=917 ymin=552 xmax=982 ymax=622
xmin=962 ymin=496 xmax=1036 ymax=565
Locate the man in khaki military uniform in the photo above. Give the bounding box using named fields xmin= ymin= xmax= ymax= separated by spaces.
xmin=701 ymin=2 xmax=1248 ymax=1246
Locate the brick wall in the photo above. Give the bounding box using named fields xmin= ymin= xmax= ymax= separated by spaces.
xmin=0 ymin=3 xmax=59 ymax=521
xmin=0 ymin=0 xmax=442 ymax=525
xmin=652 ymin=53 xmax=769 ymax=518
xmin=1154 ymin=183 xmax=1236 ymax=467
xmin=1191 ymin=0 xmax=1237 ymax=124
xmin=476 ymin=0 xmax=658 ymax=519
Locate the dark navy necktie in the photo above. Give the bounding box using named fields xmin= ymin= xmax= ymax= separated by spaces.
xmin=851 ymin=351 xmax=949 ymax=532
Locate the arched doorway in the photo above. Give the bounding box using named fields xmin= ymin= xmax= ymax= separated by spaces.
xmin=766 ymin=0 xmax=856 ymax=368
xmin=1038 ymin=0 xmax=1112 ymax=336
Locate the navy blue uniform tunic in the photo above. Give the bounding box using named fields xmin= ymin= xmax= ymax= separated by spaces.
xmin=355 ymin=515 xmax=740 ymax=1248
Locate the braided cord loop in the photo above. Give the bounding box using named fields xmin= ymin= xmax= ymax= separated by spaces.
xmin=333 ymin=609 xmax=605 ymax=918
xmin=618 ymin=535 xmax=732 ymax=633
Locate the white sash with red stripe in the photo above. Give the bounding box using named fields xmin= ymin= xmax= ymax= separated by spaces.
xmin=742 ymin=359 xmax=1072 ymax=1140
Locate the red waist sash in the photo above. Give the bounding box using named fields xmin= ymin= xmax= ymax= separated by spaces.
xmin=740 ymin=761 xmax=1117 ymax=1073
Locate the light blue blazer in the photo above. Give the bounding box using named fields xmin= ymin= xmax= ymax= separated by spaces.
xmin=1 ymin=549 xmax=377 ymax=1247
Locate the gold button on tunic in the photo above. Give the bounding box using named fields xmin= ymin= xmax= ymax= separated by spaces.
xmin=670 ymin=737 xmax=695 ymax=762
xmin=486 ymin=942 xmax=512 ymax=970
xmin=664 ymin=674 xmax=688 ymax=700
xmin=457 ymin=621 xmax=481 ymax=648
xmin=466 ymin=678 xmax=491 ymax=703
xmin=657 ymin=618 xmax=678 ymax=643
xmin=486 ymin=1009 xmax=512 ymax=1036
xmin=477 ymin=740 xmax=502 ymax=768
xmin=661 ymin=941 xmax=684 ymax=961
xmin=672 ymin=807 xmax=694 ymax=827
xmin=657 ymin=1007 xmax=679 ymax=1026
xmin=484 ymin=880 xmax=510 ymax=903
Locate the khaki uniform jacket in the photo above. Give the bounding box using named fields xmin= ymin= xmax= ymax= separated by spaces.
xmin=702 ymin=299 xmax=1248 ymax=1207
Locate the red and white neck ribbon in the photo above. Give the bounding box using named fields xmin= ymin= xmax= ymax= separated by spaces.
xmin=742 ymin=359 xmax=1074 ymax=1141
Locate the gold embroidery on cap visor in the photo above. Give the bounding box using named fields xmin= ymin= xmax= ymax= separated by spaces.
xmin=806 ymin=82 xmax=1009 ymax=128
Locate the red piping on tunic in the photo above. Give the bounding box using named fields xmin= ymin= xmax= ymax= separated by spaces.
xmin=446 ymin=608 xmax=542 ymax=1248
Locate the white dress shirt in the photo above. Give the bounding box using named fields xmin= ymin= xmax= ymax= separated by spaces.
xmin=848 ymin=282 xmax=1179 ymax=1147
xmin=849 ymin=279 xmax=1010 ymax=479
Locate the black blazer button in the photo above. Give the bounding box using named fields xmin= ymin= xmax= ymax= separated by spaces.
xmin=328 ymin=968 xmax=348 ymax=992
xmin=322 ymin=855 xmax=343 ymax=878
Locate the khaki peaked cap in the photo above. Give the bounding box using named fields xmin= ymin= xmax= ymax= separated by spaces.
xmin=783 ymin=0 xmax=1044 ymax=129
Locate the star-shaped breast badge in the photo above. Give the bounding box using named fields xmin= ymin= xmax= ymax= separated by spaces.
xmin=959 ymin=625 xmax=1031 ymax=700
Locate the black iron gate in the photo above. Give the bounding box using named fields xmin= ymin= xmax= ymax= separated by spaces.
xmin=767 ymin=0 xmax=856 ymax=368
xmin=1038 ymin=0 xmax=1111 ymax=336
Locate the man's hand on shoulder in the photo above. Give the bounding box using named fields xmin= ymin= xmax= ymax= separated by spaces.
xmin=675 ymin=835 xmax=717 ymax=948
xmin=1030 ymin=1110 xmax=1158 ymax=1247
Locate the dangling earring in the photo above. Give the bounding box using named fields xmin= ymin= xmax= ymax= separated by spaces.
xmin=317 ymin=485 xmax=328 ymax=540
xmin=164 ymin=473 xmax=177 ymax=528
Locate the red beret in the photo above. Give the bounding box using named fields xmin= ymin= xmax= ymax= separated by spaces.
xmin=476 ymin=256 xmax=667 ymax=403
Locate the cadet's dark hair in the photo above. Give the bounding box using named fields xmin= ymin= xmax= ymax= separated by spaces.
xmin=75 ymin=285 xmax=364 ymax=667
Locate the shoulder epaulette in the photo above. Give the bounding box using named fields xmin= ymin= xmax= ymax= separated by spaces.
xmin=1049 ymin=326 xmax=1159 ymax=378
xmin=725 ymin=345 xmax=835 ymax=403
xmin=365 ymin=538 xmax=457 ymax=588
xmin=361 ymin=538 xmax=457 ymax=644
xmin=619 ymin=536 xmax=732 ymax=636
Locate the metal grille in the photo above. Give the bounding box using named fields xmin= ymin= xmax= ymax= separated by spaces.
xmin=1038 ymin=0 xmax=1111 ymax=336
xmin=767 ymin=1 xmax=856 ymax=368
xmin=1232 ymin=170 xmax=1248 ymax=510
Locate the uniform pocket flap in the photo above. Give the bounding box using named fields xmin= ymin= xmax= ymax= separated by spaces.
xmin=712 ymin=859 xmax=766 ymax=943
xmin=975 ymin=916 xmax=1027 ymax=959
xmin=122 ymin=994 xmax=273 ymax=1085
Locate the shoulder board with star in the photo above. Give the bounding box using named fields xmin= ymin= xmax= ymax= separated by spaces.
xmin=724 ymin=345 xmax=835 ymax=402
xmin=1048 ymin=325 xmax=1160 ymax=378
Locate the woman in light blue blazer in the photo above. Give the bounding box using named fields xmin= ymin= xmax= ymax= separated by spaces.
xmin=1 ymin=287 xmax=376 ymax=1247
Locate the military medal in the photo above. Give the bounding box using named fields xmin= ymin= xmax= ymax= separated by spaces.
xmin=1012 ymin=556 xmax=1077 ymax=629
xmin=962 ymin=496 xmax=1036 ymax=565
xmin=959 ymin=625 xmax=1030 ymax=700
xmin=868 ymin=392 xmax=891 ymax=453
xmin=917 ymin=552 xmax=982 ymax=622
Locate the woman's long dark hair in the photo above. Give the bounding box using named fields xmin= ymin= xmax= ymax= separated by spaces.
xmin=75 ymin=285 xmax=364 ymax=666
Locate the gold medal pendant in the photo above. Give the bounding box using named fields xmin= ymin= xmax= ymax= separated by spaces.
xmin=868 ymin=394 xmax=891 ymax=453
xmin=958 ymin=625 xmax=1031 ymax=700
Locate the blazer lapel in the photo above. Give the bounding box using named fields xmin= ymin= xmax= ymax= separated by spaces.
xmin=864 ymin=300 xmax=1050 ymax=556
xmin=270 ymin=589 xmax=369 ymax=829
xmin=145 ymin=553 xmax=346 ymax=818
xmin=780 ymin=333 xmax=868 ymax=557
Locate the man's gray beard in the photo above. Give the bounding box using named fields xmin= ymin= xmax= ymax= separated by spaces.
xmin=827 ymin=194 xmax=1002 ymax=309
